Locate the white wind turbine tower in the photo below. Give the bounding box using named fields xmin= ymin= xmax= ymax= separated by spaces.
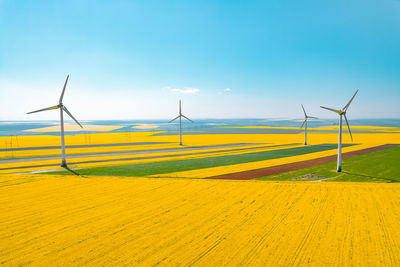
xmin=168 ymin=100 xmax=193 ymax=146
xmin=320 ymin=90 xmax=358 ymax=172
xmin=300 ymin=104 xmax=318 ymax=145
xmin=27 ymin=75 xmax=83 ymax=168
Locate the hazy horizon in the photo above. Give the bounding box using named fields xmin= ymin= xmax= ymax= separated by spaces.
xmin=1 ymin=117 xmax=400 ymax=122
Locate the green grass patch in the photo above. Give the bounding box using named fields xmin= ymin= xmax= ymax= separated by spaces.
xmin=49 ymin=144 xmax=348 ymax=177
xmin=256 ymin=145 xmax=400 ymax=183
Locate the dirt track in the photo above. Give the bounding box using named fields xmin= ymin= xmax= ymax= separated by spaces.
xmin=207 ymin=144 xmax=397 ymax=180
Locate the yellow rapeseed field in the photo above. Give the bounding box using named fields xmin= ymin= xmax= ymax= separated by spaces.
xmin=1 ymin=129 xmax=400 ymax=174
xmin=0 ymin=131 xmax=166 ymax=151
xmin=24 ymin=124 xmax=124 ymax=132
xmin=0 ymin=143 xmax=289 ymax=174
xmin=0 ymin=174 xmax=399 ymax=266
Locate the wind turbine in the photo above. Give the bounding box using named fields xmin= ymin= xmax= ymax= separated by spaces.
xmin=168 ymin=100 xmax=193 ymax=146
xmin=300 ymin=104 xmax=318 ymax=145
xmin=320 ymin=90 xmax=358 ymax=172
xmin=27 ymin=75 xmax=83 ymax=167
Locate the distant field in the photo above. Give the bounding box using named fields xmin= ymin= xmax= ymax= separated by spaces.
xmin=1 ymin=175 xmax=399 ymax=265
xmin=256 ymin=145 xmax=400 ymax=182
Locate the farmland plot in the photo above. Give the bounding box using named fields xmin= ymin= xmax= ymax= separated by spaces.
xmin=0 ymin=175 xmax=399 ymax=266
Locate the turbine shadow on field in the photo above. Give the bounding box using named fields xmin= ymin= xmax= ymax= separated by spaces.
xmin=341 ymin=171 xmax=399 ymax=183
xmin=63 ymin=166 xmax=86 ymax=177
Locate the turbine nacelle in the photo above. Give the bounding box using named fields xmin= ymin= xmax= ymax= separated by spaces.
xmin=168 ymin=100 xmax=193 ymax=123
xmin=27 ymin=75 xmax=82 ymax=128
xmin=320 ymin=106 xmax=345 ymax=116
xmin=320 ymin=89 xmax=358 ymax=142
xmin=300 ymin=104 xmax=317 ymax=128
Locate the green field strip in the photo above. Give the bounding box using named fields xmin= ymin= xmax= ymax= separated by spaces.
xmin=50 ymin=144 xmax=353 ymax=177
xmin=255 ymin=145 xmax=400 ymax=183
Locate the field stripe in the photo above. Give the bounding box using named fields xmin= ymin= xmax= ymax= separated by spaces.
xmin=157 ymin=143 xmax=377 ymax=178
xmin=207 ymin=144 xmax=397 ymax=180
xmin=0 ymin=142 xmax=172 ymax=152
xmin=46 ymin=144 xmax=340 ymax=177
xmin=0 ymin=143 xmax=265 ymax=162
xmin=0 ymin=144 xmax=289 ymax=172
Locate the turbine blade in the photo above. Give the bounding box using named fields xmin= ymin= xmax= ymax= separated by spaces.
xmin=307 ymin=116 xmax=318 ymax=119
xmin=62 ymin=106 xmax=83 ymax=128
xmin=300 ymin=119 xmax=306 ymax=128
xmin=168 ymin=115 xmax=180 ymax=123
xmin=182 ymin=115 xmax=193 ymax=122
xmin=179 ymin=100 xmax=182 ymax=115
xmin=301 ymin=104 xmax=307 ymax=117
xmin=59 ymin=75 xmax=69 ymax=103
xmin=343 ymin=89 xmax=359 ymax=111
xmin=27 ymin=105 xmax=60 ymax=114
xmin=320 ymin=106 xmax=342 ymax=114
xmin=344 ymin=114 xmax=353 ymax=142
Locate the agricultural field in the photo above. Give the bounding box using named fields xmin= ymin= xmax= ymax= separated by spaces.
xmin=257 ymin=145 xmax=400 ymax=182
xmin=1 ymin=124 xmax=400 ymax=265
xmin=1 ymin=124 xmax=399 ymax=178
xmin=0 ymin=175 xmax=399 ymax=265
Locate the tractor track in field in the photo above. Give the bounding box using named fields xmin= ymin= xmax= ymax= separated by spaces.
xmin=207 ymin=144 xmax=398 ymax=180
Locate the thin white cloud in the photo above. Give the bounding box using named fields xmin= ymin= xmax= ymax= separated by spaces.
xmin=218 ymin=87 xmax=232 ymax=95
xmin=167 ymin=86 xmax=200 ymax=94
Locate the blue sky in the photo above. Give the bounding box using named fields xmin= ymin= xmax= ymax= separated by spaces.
xmin=0 ymin=0 xmax=399 ymax=120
